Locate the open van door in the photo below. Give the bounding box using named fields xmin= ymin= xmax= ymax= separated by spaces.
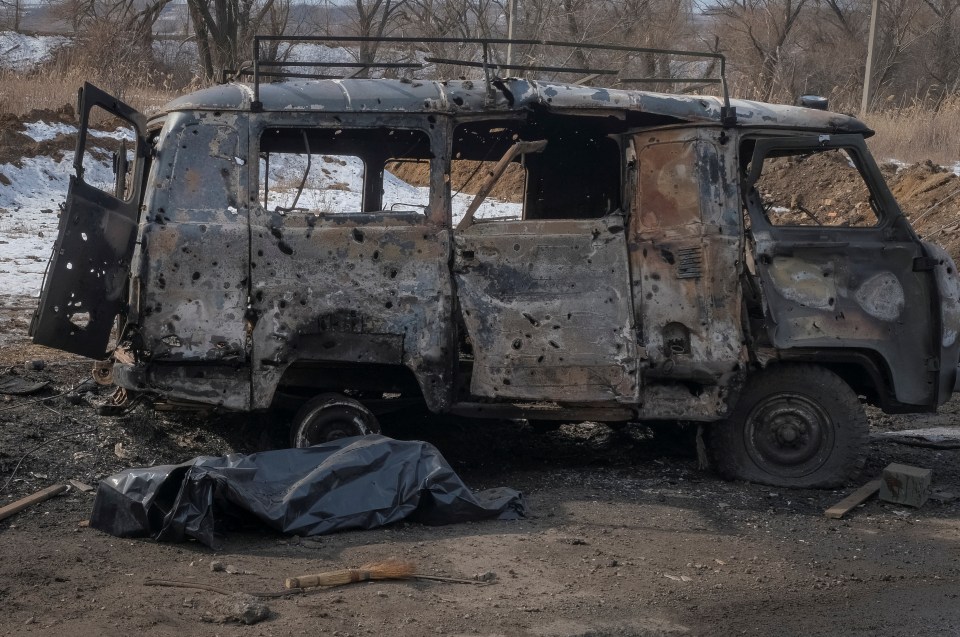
xmin=30 ymin=83 xmax=148 ymax=358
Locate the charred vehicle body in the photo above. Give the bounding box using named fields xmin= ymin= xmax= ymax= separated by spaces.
xmin=31 ymin=37 xmax=960 ymax=488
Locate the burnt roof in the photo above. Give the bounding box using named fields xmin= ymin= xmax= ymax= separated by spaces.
xmin=161 ymin=78 xmax=871 ymax=134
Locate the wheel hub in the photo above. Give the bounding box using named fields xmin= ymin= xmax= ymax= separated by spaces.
xmin=744 ymin=394 xmax=834 ymax=475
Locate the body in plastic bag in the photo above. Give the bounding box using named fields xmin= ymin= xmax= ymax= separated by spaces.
xmin=90 ymin=435 xmax=526 ymax=548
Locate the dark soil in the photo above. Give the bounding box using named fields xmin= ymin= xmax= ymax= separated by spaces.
xmin=1 ymin=304 xmax=959 ymax=637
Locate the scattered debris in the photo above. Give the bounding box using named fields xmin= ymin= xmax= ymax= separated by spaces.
xmin=663 ymin=573 xmax=692 ymax=582
xmin=880 ymin=463 xmax=932 ymax=508
xmin=0 ymin=376 xmax=49 ymax=396
xmin=473 ymin=571 xmax=498 ymax=582
xmin=872 ymin=427 xmax=960 ymax=449
xmin=929 ymin=489 xmax=958 ymax=503
xmin=209 ymin=561 xmax=225 ymax=573
xmin=0 ymin=483 xmax=67 ymax=522
xmin=68 ymin=479 xmax=93 ymax=493
xmin=824 ymin=479 xmax=882 ymax=519
xmin=203 ymin=594 xmax=271 ymax=625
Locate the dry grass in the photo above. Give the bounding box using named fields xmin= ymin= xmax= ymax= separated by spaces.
xmin=0 ymin=68 xmax=177 ymax=120
xmin=865 ymin=99 xmax=960 ymax=166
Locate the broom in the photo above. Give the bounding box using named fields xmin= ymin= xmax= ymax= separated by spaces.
xmin=285 ymin=558 xmax=416 ymax=589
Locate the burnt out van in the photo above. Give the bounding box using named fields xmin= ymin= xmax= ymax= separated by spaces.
xmin=31 ymin=37 xmax=960 ymax=488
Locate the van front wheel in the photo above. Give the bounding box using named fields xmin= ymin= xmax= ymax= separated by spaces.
xmin=291 ymin=393 xmax=381 ymax=448
xmin=707 ymin=365 xmax=867 ymax=488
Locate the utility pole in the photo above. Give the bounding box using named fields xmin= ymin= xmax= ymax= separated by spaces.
xmin=506 ymin=0 xmax=515 ymax=67
xmin=860 ymin=0 xmax=879 ymax=114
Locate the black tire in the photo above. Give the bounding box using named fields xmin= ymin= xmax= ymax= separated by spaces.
xmin=290 ymin=393 xmax=381 ymax=448
xmin=707 ymin=364 xmax=867 ymax=488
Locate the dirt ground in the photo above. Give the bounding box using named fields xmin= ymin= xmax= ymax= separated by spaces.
xmin=1 ymin=301 xmax=959 ymax=637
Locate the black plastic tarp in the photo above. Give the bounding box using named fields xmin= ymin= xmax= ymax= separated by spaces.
xmin=90 ymin=435 xmax=525 ymax=548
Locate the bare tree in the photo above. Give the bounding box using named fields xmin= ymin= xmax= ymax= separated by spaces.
xmin=187 ymin=0 xmax=290 ymax=82
xmin=705 ymin=0 xmax=810 ymax=101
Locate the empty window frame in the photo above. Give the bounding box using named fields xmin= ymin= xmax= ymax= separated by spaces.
xmin=451 ymin=116 xmax=623 ymax=224
xmin=745 ymin=145 xmax=880 ymax=228
xmin=258 ymin=127 xmax=433 ymax=215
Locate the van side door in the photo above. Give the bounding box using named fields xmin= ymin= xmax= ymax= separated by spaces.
xmin=452 ymin=116 xmax=638 ymax=404
xmin=31 ymin=83 xmax=147 ymax=358
xmin=630 ymin=127 xmax=747 ymax=420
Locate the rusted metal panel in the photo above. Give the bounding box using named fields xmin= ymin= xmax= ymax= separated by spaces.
xmin=924 ymin=242 xmax=960 ymax=401
xmin=135 ymin=114 xmax=250 ymax=369
xmin=454 ymin=216 xmax=638 ymax=403
xmin=248 ymin=218 xmax=454 ymax=410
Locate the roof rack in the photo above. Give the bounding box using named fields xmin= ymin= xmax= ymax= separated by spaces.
xmin=245 ymin=36 xmax=734 ymax=124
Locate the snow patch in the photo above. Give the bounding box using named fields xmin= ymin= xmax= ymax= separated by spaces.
xmin=0 ymin=151 xmax=115 ymax=297
xmin=0 ymin=31 xmax=70 ymax=72
xmin=22 ymin=121 xmax=78 ymax=142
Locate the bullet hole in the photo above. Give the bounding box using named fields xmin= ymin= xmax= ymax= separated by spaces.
xmin=80 ymin=232 xmax=88 ymax=241
xmin=66 ymin=262 xmax=72 ymax=269
xmin=389 ymin=269 xmax=398 ymax=279
xmin=522 ymin=312 xmax=539 ymax=326
xmin=257 ymin=250 xmax=264 ymax=257
xmin=548 ymin=341 xmax=560 ymax=348
xmin=192 ymin=271 xmax=200 ymax=281
xmin=278 ymin=241 xmax=294 ymax=256
xmin=385 ymin=301 xmax=393 ymax=309
xmin=503 ymin=378 xmax=511 ymax=385
xmin=353 ymin=228 xmax=364 ymax=243
xmin=512 ymin=339 xmax=522 ymax=350
xmin=453 ymin=96 xmax=464 ymax=106
xmin=373 ymin=250 xmax=380 ymax=261
xmin=537 ymin=355 xmax=545 ymax=363
xmin=158 ymin=275 xmax=166 ymax=289
xmin=279 ymin=300 xmax=287 ymax=309
xmin=270 ymin=227 xmax=283 ymax=240
xmin=514 ymin=244 xmax=520 ymax=251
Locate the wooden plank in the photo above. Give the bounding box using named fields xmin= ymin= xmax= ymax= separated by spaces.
xmin=824 ymin=479 xmax=881 ymax=519
xmin=0 ymin=484 xmax=68 ymax=522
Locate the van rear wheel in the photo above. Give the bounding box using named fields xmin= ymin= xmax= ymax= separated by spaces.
xmin=707 ymin=365 xmax=867 ymax=488
xmin=290 ymin=393 xmax=381 ymax=448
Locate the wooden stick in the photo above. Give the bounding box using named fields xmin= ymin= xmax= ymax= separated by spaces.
xmin=0 ymin=484 xmax=68 ymax=522
xmin=144 ymin=579 xmax=302 ymax=599
xmin=413 ymin=574 xmax=495 ymax=586
xmin=824 ymin=479 xmax=881 ymax=519
xmin=456 ymin=139 xmax=547 ymax=231
xmin=285 ymin=559 xmax=415 ymax=589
